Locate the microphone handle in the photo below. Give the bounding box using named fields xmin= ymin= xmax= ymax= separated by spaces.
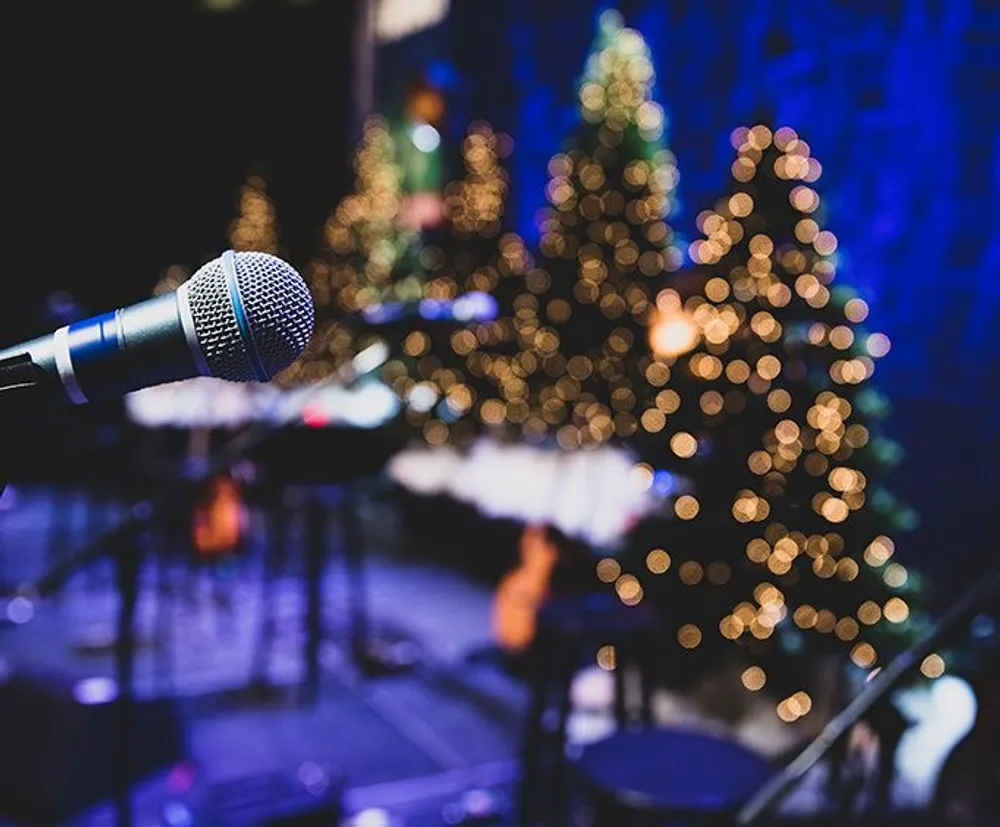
xmin=0 ymin=292 xmax=202 ymax=404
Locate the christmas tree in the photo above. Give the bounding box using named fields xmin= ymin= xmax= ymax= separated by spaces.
xmin=285 ymin=116 xmax=423 ymax=385
xmin=314 ymin=115 xmax=422 ymax=313
xmin=619 ymin=124 xmax=926 ymax=719
xmin=439 ymin=11 xmax=683 ymax=452
xmin=287 ymin=116 xmax=517 ymax=407
xmin=228 ymin=174 xmax=280 ymax=254
xmin=380 ymin=120 xmax=522 ymax=448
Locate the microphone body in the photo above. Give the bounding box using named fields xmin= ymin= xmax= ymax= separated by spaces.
xmin=0 ymin=291 xmax=202 ymax=404
xmin=0 ymin=250 xmax=314 ymax=405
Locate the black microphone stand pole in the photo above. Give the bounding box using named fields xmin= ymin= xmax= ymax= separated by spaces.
xmin=736 ymin=557 xmax=1000 ymax=826
xmin=0 ymin=355 xmax=38 ymax=585
xmin=342 ymin=483 xmax=370 ymax=673
xmin=112 ymin=530 xmax=141 ymax=827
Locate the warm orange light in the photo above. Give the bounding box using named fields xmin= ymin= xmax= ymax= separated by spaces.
xmin=649 ymin=309 xmax=700 ymax=357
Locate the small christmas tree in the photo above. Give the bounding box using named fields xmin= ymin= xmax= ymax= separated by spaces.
xmin=620 ymin=124 xmax=925 ymax=719
xmin=313 ymin=116 xmax=423 ymax=314
xmin=381 ymin=121 xmax=522 ymax=448
xmin=283 ymin=117 xmax=424 ymax=385
xmin=448 ymin=11 xmax=683 ymax=451
xmin=228 ymin=174 xmax=280 ymax=254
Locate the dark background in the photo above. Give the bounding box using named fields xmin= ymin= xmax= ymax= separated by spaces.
xmin=3 ymin=0 xmax=358 ymax=330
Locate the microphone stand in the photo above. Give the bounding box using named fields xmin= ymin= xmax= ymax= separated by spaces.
xmin=0 ymin=355 xmax=42 ymax=582
xmin=735 ymin=557 xmax=1000 ymax=826
xmin=111 ymin=530 xmax=141 ymax=827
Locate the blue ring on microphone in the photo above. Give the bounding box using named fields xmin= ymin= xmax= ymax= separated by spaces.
xmin=221 ymin=249 xmax=269 ymax=382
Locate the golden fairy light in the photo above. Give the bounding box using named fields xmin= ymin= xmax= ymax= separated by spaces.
xmin=596 ymin=557 xmax=621 ymax=582
xmin=615 ymin=573 xmax=643 ymax=605
xmin=445 ymin=122 xmax=512 ymax=237
xmin=228 ymin=175 xmax=279 ymax=254
xmin=646 ymin=548 xmax=671 ymax=573
xmin=677 ymin=624 xmax=703 ymax=649
xmin=920 ymin=653 xmax=945 ymax=679
xmin=649 ymin=307 xmax=700 ymax=357
xmin=741 ymin=666 xmax=767 ymax=691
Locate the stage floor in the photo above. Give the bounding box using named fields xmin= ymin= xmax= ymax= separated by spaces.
xmin=0 ymin=485 xmax=965 ymax=826
xmin=0 ymin=484 xmax=527 ymax=826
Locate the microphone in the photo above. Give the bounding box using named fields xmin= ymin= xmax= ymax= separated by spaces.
xmin=0 ymin=250 xmax=315 ymax=404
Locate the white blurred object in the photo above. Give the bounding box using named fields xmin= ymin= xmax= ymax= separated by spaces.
xmin=891 ymin=674 xmax=978 ymax=808
xmin=570 ymin=665 xmax=616 ymax=712
xmin=125 ymin=377 xmax=261 ymax=428
xmin=387 ymin=446 xmax=464 ymax=495
xmin=125 ymin=377 xmax=398 ymax=430
xmin=376 ymin=0 xmax=450 ymax=43
xmin=346 ymin=808 xmax=398 ymax=827
xmin=387 ymin=440 xmax=665 ymax=546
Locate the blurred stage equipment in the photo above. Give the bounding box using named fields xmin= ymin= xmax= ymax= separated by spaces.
xmin=572 ymin=729 xmax=772 ymax=827
xmin=0 ymin=250 xmax=313 ymax=405
xmin=387 ymin=442 xmax=666 ymax=549
xmin=192 ymin=472 xmax=246 ymax=559
xmin=931 ymin=652 xmax=1000 ymax=826
xmin=492 ymin=525 xmax=559 ymax=654
xmin=0 ymin=670 xmax=185 ymax=825
xmin=182 ymin=766 xmax=344 ymax=826
xmin=736 ymin=559 xmax=1000 ymax=826
xmin=517 ymin=592 xmax=659 ymax=827
xmin=0 ymin=339 xmax=397 ymax=825
xmin=361 ymin=292 xmax=497 ymax=326
xmin=375 ymin=0 xmax=450 ymax=43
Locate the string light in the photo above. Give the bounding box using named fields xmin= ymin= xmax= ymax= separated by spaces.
xmin=228 ymin=175 xmax=279 ymax=254
xmin=445 ymin=122 xmax=512 ymax=237
xmin=920 ymin=653 xmax=945 ymax=679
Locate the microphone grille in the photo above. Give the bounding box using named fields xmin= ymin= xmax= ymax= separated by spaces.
xmin=186 ymin=251 xmax=314 ymax=382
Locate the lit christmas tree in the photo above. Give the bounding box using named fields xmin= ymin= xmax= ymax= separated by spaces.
xmin=619 ymin=124 xmax=926 ymax=719
xmin=436 ymin=10 xmax=683 ymax=452
xmin=284 ymin=116 xmax=423 ymax=385
xmin=313 ymin=115 xmax=422 ymax=313
xmin=287 ymin=117 xmax=517 ymax=404
xmin=381 ymin=121 xmax=521 ymax=448
xmin=228 ymin=174 xmax=280 ymax=254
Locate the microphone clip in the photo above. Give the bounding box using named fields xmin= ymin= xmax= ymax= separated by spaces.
xmin=0 ymin=353 xmax=45 ymax=398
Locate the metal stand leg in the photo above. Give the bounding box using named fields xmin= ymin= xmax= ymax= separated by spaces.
xmin=340 ymin=486 xmax=369 ymax=671
xmin=339 ymin=483 xmax=420 ymax=677
xmin=113 ymin=532 xmax=141 ymax=827
xmin=303 ymin=492 xmax=326 ymax=704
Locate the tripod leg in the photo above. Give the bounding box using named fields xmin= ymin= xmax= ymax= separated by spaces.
xmin=250 ymin=492 xmax=290 ymax=686
xmin=340 ymin=487 xmax=369 ymax=672
xmin=113 ymin=532 xmax=141 ymax=827
xmin=302 ymin=491 xmax=327 ymax=704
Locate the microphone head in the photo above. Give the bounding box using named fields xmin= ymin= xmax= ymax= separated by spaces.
xmin=183 ymin=251 xmax=314 ymax=382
